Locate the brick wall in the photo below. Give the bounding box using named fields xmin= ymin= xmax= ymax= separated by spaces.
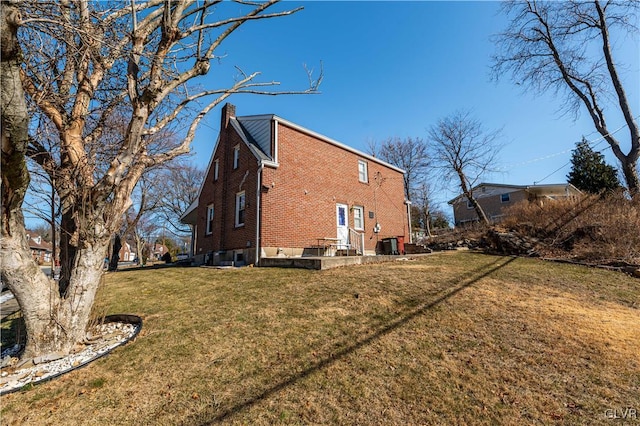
xmin=194 ymin=108 xmax=259 ymax=259
xmin=260 ymin=122 xmax=407 ymax=253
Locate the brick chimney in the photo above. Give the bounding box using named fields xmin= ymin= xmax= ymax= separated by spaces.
xmin=221 ymin=103 xmax=236 ymax=129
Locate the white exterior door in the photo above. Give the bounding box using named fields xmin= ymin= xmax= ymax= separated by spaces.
xmin=336 ymin=203 xmax=349 ymax=249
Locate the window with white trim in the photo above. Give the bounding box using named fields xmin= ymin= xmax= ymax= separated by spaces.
xmin=467 ymin=199 xmax=474 ymax=209
xmin=358 ymin=160 xmax=368 ymax=183
xmin=213 ymin=159 xmax=219 ymax=180
xmin=206 ymin=204 xmax=215 ymax=234
xmin=353 ymin=205 xmax=364 ymax=230
xmin=235 ymin=191 xmax=246 ymax=227
xmin=233 ymin=145 xmax=240 ymax=169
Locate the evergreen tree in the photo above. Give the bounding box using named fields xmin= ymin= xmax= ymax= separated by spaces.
xmin=567 ymin=139 xmax=621 ymax=194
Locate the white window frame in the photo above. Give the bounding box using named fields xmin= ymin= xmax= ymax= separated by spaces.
xmin=235 ymin=191 xmax=246 ymax=227
xmin=358 ymin=160 xmax=368 ymax=183
xmin=213 ymin=159 xmax=219 ymax=180
xmin=467 ymin=199 xmax=474 ymax=209
xmin=206 ymin=204 xmax=215 ymax=235
xmin=233 ymin=145 xmax=240 ymax=169
xmin=353 ymin=205 xmax=364 ymax=230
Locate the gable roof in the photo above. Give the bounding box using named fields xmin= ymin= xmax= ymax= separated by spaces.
xmin=25 ymin=231 xmax=53 ymax=252
xmin=447 ymin=182 xmax=582 ymax=204
xmin=232 ymin=113 xmax=405 ymax=174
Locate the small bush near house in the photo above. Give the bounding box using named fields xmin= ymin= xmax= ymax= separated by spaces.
xmin=501 ymin=191 xmax=640 ymax=264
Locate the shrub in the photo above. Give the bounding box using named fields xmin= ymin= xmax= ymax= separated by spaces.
xmin=501 ymin=192 xmax=640 ymax=264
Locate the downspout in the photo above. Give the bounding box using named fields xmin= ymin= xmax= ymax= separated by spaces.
xmin=405 ymin=200 xmax=413 ymax=244
xmin=190 ymin=224 xmax=196 ymax=258
xmin=255 ymin=162 xmax=264 ymax=266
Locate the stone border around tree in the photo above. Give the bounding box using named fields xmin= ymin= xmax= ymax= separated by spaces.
xmin=0 ymin=314 xmax=142 ymax=395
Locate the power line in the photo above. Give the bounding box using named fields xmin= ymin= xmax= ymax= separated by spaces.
xmin=532 ymin=119 xmax=634 ymax=184
xmin=495 ymin=117 xmax=635 ymax=185
xmin=499 ymin=120 xmax=630 ymax=172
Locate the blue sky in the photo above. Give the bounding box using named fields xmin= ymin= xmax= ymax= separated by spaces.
xmin=186 ymin=1 xmax=639 ymax=211
xmin=22 ymin=2 xmax=638 ymax=229
xmin=187 ymin=1 xmax=638 ymax=210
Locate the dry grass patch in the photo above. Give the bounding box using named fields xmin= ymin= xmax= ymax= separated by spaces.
xmin=1 ymin=252 xmax=638 ymax=425
xmin=502 ymin=192 xmax=640 ymax=264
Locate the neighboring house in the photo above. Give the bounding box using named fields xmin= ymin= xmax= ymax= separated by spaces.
xmin=25 ymin=231 xmax=53 ymax=264
xmin=448 ymin=183 xmax=582 ymax=226
xmin=114 ymin=241 xmax=167 ymax=263
xmin=118 ymin=241 xmax=137 ymax=262
xmin=151 ymin=243 xmax=169 ymax=260
xmin=181 ymin=103 xmax=410 ymax=266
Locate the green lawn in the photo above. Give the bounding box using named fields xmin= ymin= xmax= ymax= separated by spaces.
xmin=1 ymin=251 xmax=638 ymax=425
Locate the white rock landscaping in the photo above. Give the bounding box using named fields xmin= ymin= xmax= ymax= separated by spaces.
xmin=0 ymin=318 xmax=141 ymax=395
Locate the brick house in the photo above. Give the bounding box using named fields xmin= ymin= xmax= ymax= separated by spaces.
xmin=181 ymin=104 xmax=410 ymax=266
xmin=118 ymin=240 xmax=136 ymax=262
xmin=25 ymin=231 xmax=53 ymax=264
xmin=448 ymin=182 xmax=582 ymax=226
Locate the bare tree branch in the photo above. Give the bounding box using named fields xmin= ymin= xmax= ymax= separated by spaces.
xmin=493 ymin=0 xmax=639 ymax=194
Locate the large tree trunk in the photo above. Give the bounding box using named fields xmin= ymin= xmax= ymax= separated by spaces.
xmin=0 ymin=1 xmax=59 ymax=359
xmin=3 ymin=222 xmax=108 ymax=358
xmin=468 ymin=195 xmax=489 ymax=225
xmin=621 ymin=160 xmax=640 ymax=196
xmin=1 ymin=1 xmax=111 ymax=360
xmin=134 ymin=231 xmax=145 ymax=266
xmin=108 ymin=234 xmax=121 ymax=271
xmin=3 ymin=204 xmax=110 ymax=359
xmin=58 ymin=211 xmax=77 ymax=295
xmin=456 ymin=171 xmax=489 ymax=225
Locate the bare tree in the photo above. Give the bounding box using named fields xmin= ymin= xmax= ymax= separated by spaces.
xmin=492 ymin=0 xmax=639 ymax=194
xmin=154 ymin=160 xmax=204 ymax=237
xmin=1 ymin=0 xmax=320 ymax=361
xmin=429 ymin=110 xmax=503 ymax=225
xmin=412 ymin=180 xmax=434 ymax=237
xmin=110 ymin=161 xmax=203 ymax=268
xmin=369 ymin=137 xmax=430 ymax=202
xmin=108 ymin=174 xmax=162 ymax=270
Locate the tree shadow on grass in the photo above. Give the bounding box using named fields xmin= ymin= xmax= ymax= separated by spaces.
xmin=194 ymin=255 xmax=517 ymax=425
